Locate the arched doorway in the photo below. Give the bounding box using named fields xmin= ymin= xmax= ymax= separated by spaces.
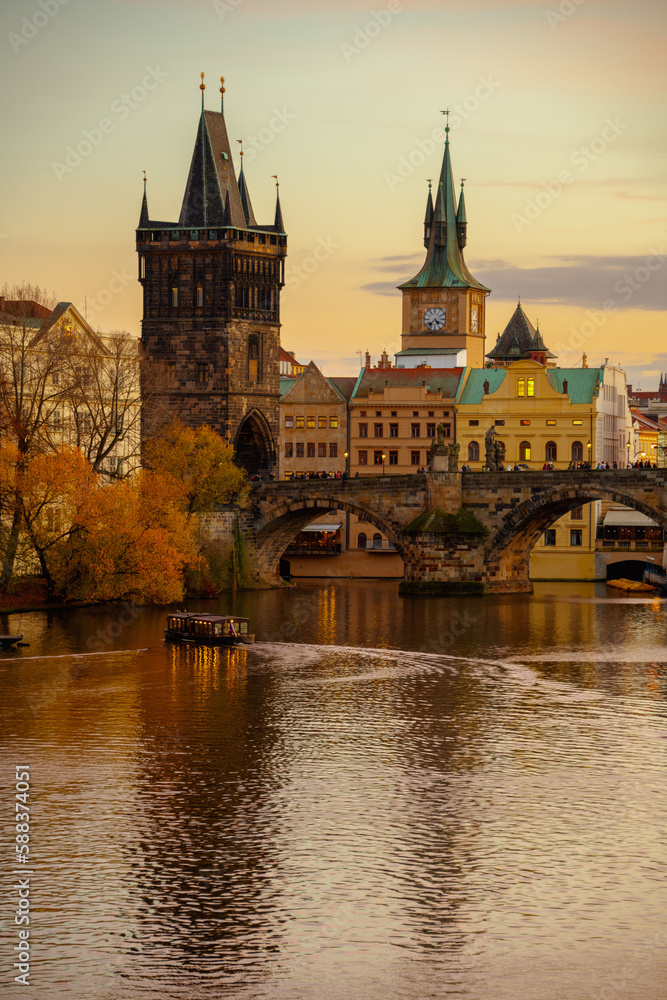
xmin=235 ymin=409 xmax=275 ymax=476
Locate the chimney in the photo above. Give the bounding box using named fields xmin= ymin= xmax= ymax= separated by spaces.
xmin=364 ymin=350 xmax=371 ymax=370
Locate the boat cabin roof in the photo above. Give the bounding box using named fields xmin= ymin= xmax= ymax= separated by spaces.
xmin=168 ymin=612 xmax=249 ymax=624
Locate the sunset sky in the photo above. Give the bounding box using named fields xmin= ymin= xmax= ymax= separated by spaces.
xmin=1 ymin=0 xmax=665 ymax=385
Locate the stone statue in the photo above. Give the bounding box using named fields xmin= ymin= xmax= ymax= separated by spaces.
xmin=447 ymin=441 xmax=460 ymax=472
xmin=483 ymin=379 xmax=490 ymax=395
xmin=429 ymin=423 xmax=450 ymax=472
xmin=435 ymin=423 xmax=447 ymax=453
xmin=494 ymin=439 xmax=505 ymax=470
xmin=484 ymin=425 xmax=497 ymax=469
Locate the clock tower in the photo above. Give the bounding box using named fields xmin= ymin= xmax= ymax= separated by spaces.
xmin=397 ymin=122 xmax=489 ymax=368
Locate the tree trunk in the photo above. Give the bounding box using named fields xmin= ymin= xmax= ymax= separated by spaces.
xmin=0 ymin=499 xmax=23 ymax=593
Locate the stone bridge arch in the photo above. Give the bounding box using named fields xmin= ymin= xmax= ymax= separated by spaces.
xmin=484 ymin=480 xmax=667 ymax=592
xmin=253 ymin=494 xmax=406 ymax=582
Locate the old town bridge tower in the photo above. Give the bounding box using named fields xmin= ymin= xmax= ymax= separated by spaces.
xmin=136 ymin=75 xmax=286 ymax=474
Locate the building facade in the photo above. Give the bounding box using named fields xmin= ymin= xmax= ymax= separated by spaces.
xmin=137 ymin=78 xmax=286 ymax=474
xmin=278 ymin=362 xmax=352 ymax=479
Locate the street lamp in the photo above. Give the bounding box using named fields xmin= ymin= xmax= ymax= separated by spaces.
xmin=587 ymin=441 xmax=591 ymax=467
xmin=344 ymin=451 xmax=349 ymax=477
xmin=382 ymin=452 xmax=386 ymax=476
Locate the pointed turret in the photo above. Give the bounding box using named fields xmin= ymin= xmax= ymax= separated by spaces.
xmin=222 ymin=182 xmax=232 ymax=226
xmin=237 ymin=158 xmax=257 ymax=227
xmin=486 ymin=303 xmax=556 ymax=365
xmin=274 ymin=183 xmax=284 ymax=233
xmin=423 ymin=181 xmax=434 ymax=248
xmin=178 ymin=101 xmax=247 ymax=228
xmin=138 ymin=174 xmax=149 ymax=228
xmin=456 ymin=180 xmax=467 ymax=250
xmin=400 ymin=125 xmax=488 ymax=292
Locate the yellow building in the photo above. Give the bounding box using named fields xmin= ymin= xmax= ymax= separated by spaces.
xmin=279 ymin=362 xmax=354 ymax=479
xmin=631 ymin=409 xmax=659 ymax=467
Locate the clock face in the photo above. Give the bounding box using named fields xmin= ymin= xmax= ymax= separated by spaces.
xmin=471 ymin=307 xmax=478 ymax=333
xmin=424 ymin=307 xmax=446 ymax=331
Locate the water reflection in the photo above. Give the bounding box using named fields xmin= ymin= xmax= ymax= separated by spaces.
xmin=1 ymin=582 xmax=666 ymax=999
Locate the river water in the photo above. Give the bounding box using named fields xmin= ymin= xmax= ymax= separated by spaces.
xmin=1 ymin=580 xmax=666 ymax=999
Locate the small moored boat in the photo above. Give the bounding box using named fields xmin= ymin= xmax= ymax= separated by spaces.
xmin=0 ymin=634 xmax=24 ymax=648
xmin=164 ymin=613 xmax=253 ymax=646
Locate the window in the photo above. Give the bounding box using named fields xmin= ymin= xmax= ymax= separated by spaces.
xmin=442 ymin=424 xmax=451 ymax=437
xmin=248 ymin=334 xmax=260 ymax=383
xmin=372 ymin=533 xmax=383 ymax=549
xmin=389 ymin=423 xmax=399 ymax=438
xmin=139 ymin=256 xmax=146 ymax=279
xmin=296 ymin=416 xmax=304 ymax=429
xmin=307 ymin=415 xmax=316 ymax=428
xmin=412 ymin=411 xmax=419 ymax=417
xmin=374 ymin=424 xmax=383 ymax=437
xmin=285 ymin=416 xmax=294 ymax=428
xmin=572 ymin=420 xmax=583 ymax=426
xmin=374 ymin=451 xmax=383 ymax=465
xmin=469 ymin=420 xmax=479 ymax=426
xmin=285 ymin=443 xmax=293 ymax=458
xmin=544 ymin=529 xmax=557 ymax=546
xmin=527 ymin=378 xmax=535 ymax=397
xmin=358 ymin=450 xmax=367 ymax=465
xmin=196 ymin=285 xmax=203 ymax=307
xmin=171 ymin=286 xmax=178 ymax=307
xmin=494 ymin=420 xmax=505 ymax=426
xmin=411 ymin=451 xmax=420 ymax=465
xmin=307 ymin=443 xmax=315 ymax=458
xmin=468 ymin=441 xmax=479 ymax=462
xmin=357 ymin=532 xmax=367 ymax=549
xmin=572 ymin=441 xmax=583 ymax=462
xmin=391 ymin=411 xmax=397 ymax=417
xmin=196 ymin=362 xmax=207 ymax=384
xmin=443 ymin=410 xmax=450 ymax=417
xmin=427 ymin=423 xmax=436 ymax=438
xmin=296 ymin=442 xmax=304 ymax=457
xmin=517 ymin=378 xmax=525 ymax=397
xmin=318 ymin=416 xmax=327 ymax=429
xmin=329 ymin=443 xmax=338 ymax=458
xmin=570 ymin=529 xmax=583 ymax=546
xmin=318 ymin=443 xmax=326 ymax=458
xmin=411 ymin=424 xmax=420 ymax=437
xmin=519 ymin=441 xmax=531 ymax=461
xmin=571 ymin=506 xmax=583 ymax=520
xmin=520 ymin=420 xmax=531 ymax=426
xmin=359 ymin=423 xmax=368 ymax=438
xmin=49 ymin=410 xmax=62 ymax=432
xmin=545 ymin=441 xmax=557 ymax=462
xmin=359 ymin=410 xmax=367 ymax=417
xmin=329 ymin=416 xmax=338 ymax=429
xmin=375 ymin=411 xmax=382 ymax=417
xmin=546 ymin=419 xmax=556 ymax=426
xmin=389 ymin=451 xmax=398 ymax=465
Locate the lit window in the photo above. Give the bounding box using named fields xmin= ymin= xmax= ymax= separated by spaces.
xmin=546 ymin=419 xmax=556 ymax=426
xmin=520 ymin=419 xmax=531 ymax=426
xmin=517 ymin=379 xmax=525 ymax=397
xmin=572 ymin=420 xmax=583 ymax=426
xmin=527 ymin=378 xmax=535 ymax=397
xmin=519 ymin=441 xmax=531 ymax=461
xmin=329 ymin=416 xmax=338 ymax=429
xmin=307 ymin=416 xmax=316 ymax=428
xmin=318 ymin=416 xmax=327 ymax=428
xmin=296 ymin=416 xmax=304 ymax=428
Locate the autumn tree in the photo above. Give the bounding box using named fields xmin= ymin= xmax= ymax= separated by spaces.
xmin=143 ymin=419 xmax=248 ymax=515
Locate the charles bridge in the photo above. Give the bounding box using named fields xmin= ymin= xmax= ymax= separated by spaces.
xmin=208 ymin=469 xmax=667 ymax=595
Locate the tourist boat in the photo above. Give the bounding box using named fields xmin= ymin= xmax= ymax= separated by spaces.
xmin=164 ymin=612 xmax=254 ymax=646
xmin=0 ymin=634 xmax=24 ymax=648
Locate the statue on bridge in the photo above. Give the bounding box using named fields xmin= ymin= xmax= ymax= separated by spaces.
xmin=429 ymin=422 xmax=451 ymax=472
xmin=484 ymin=426 xmax=505 ymax=471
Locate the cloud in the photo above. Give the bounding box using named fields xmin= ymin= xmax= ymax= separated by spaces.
xmin=361 ymin=253 xmax=667 ymax=310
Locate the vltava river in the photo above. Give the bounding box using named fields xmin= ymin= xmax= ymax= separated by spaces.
xmin=1 ymin=580 xmax=666 ymax=999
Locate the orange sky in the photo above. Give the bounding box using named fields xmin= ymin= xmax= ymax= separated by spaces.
xmin=1 ymin=0 xmax=665 ymax=386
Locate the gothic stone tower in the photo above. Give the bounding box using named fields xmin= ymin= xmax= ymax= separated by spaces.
xmin=399 ymin=123 xmax=489 ymax=368
xmin=137 ymin=76 xmax=286 ymax=474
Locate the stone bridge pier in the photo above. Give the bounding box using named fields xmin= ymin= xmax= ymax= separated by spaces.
xmin=245 ymin=469 xmax=667 ymax=596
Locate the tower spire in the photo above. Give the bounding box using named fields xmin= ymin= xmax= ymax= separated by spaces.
xmin=423 ymin=178 xmax=434 ymax=248
xmin=200 ymin=71 xmax=206 ymax=111
xmin=272 ymin=175 xmax=284 ymax=232
xmin=456 ymin=178 xmax=467 ymax=249
xmin=220 ymin=75 xmax=225 ymax=114
xmin=138 ymin=170 xmax=149 ymax=227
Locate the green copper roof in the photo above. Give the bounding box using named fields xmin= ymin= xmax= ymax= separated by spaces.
xmin=399 ymin=135 xmax=489 ymax=293
xmin=546 ymin=368 xmax=602 ymax=404
xmin=456 ymin=367 xmax=506 ymax=404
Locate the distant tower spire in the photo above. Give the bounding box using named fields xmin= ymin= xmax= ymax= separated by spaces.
xmin=138 ymin=169 xmax=149 ymax=227
xmin=456 ymin=177 xmax=467 ymax=250
xmin=423 ymin=178 xmax=434 ymax=248
xmin=272 ymin=175 xmax=284 ymax=232
xmin=200 ymin=71 xmax=206 ymax=111
xmin=220 ymin=75 xmax=225 ymax=114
